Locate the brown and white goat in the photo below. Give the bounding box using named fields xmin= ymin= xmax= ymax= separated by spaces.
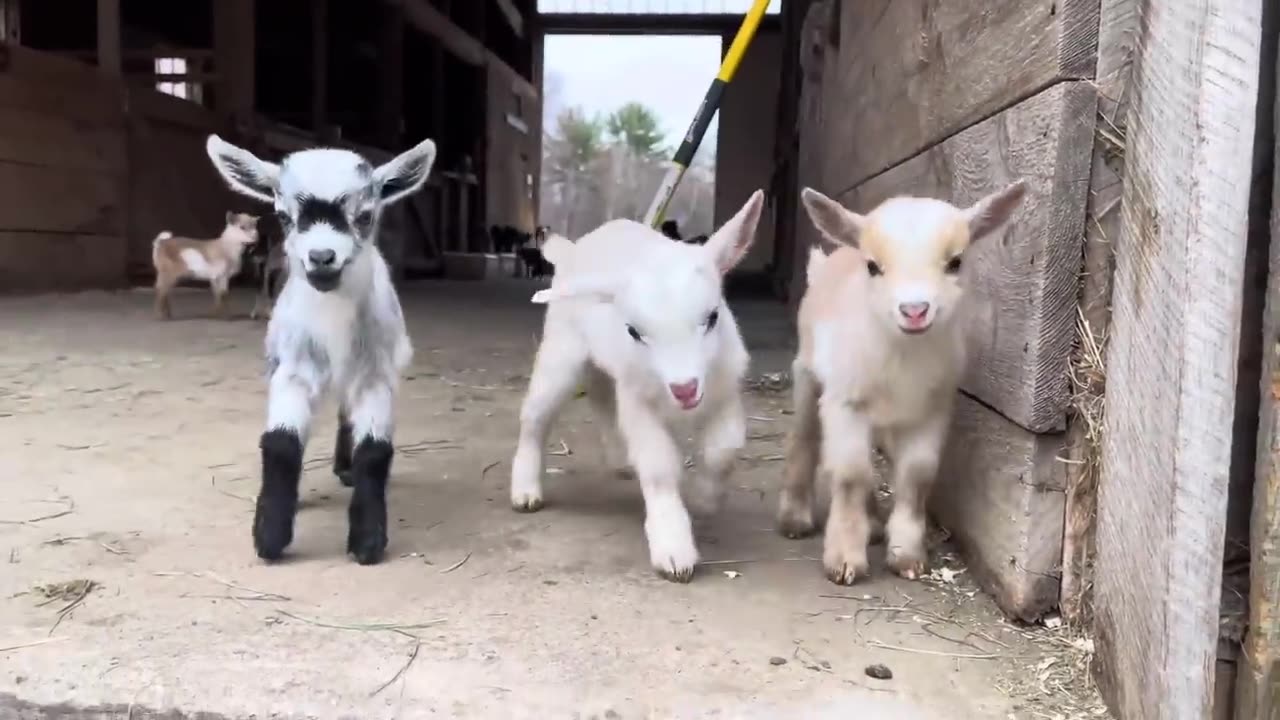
xmin=781 ymin=182 xmax=1026 ymax=585
xmin=152 ymin=211 xmax=260 ymax=319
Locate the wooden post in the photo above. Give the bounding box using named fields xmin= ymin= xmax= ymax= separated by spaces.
xmin=1235 ymin=33 xmax=1280 ymax=720
xmin=96 ymin=0 xmax=120 ymax=76
xmin=1091 ymin=0 xmax=1263 ymax=717
xmin=377 ymin=1 xmax=406 ymax=147
xmin=311 ymin=0 xmax=329 ymax=134
xmin=213 ymin=0 xmax=255 ymax=123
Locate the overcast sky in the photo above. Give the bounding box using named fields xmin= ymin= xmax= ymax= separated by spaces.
xmin=542 ymin=34 xmax=724 ymax=159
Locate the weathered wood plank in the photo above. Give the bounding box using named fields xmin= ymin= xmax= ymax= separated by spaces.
xmin=837 ymin=82 xmax=1096 ymax=433
xmin=0 ymin=162 xmax=122 ymax=235
xmin=1235 ymin=35 xmax=1280 ymax=720
xmin=0 ymin=232 xmax=125 ymax=292
xmin=0 ymin=43 xmax=124 ymax=124
xmin=932 ymin=395 xmax=1066 ymax=621
xmin=212 ymin=0 xmax=255 ymax=120
xmin=95 ymin=0 xmax=120 ymax=76
xmin=1059 ymin=0 xmax=1136 ymax=624
xmin=824 ymin=0 xmax=1098 ymax=194
xmin=1091 ymin=0 xmax=1263 ymax=716
xmin=0 ymin=106 xmax=125 ymax=172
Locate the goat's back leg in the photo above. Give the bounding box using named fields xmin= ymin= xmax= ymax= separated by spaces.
xmin=618 ymin=390 xmax=698 ymax=582
xmin=511 ymin=331 xmax=587 ymax=512
xmin=154 ymin=274 xmax=176 ymax=320
xmin=210 ymin=276 xmax=231 ymax=318
xmin=818 ymin=396 xmax=876 ymax=585
xmin=583 ymin=365 xmax=631 ymax=479
xmin=334 ymin=408 xmax=354 ymax=486
xmin=344 ymin=383 xmax=396 ymax=565
xmin=254 ymin=371 xmax=319 ymax=561
xmin=779 ymin=359 xmax=821 ymax=538
xmin=882 ymin=414 xmax=948 ymax=579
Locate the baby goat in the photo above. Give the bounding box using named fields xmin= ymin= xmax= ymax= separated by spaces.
xmin=781 ymin=182 xmax=1026 ymax=585
xmin=206 ymin=133 xmax=437 ymax=565
xmin=511 ymin=191 xmax=764 ymax=582
xmin=152 ymin=211 xmax=260 ymax=319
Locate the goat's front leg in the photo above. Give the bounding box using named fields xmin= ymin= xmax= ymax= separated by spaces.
xmin=345 ymin=383 xmax=396 ymax=565
xmin=254 ymin=370 xmax=318 ymax=561
xmin=686 ymin=392 xmax=745 ymax=518
xmin=333 ymin=408 xmax=354 ymax=487
xmin=510 ymin=335 xmax=586 ymax=511
xmin=779 ymin=360 xmax=821 ymax=538
xmin=883 ymin=413 xmax=948 ymax=579
xmin=618 ymin=392 xmax=698 ymax=582
xmin=818 ymin=396 xmax=875 ymax=585
xmin=210 ymin=276 xmax=231 ymax=318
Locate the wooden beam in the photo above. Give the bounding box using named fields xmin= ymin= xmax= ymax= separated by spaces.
xmin=212 ymin=0 xmax=255 ymax=121
xmin=493 ymin=0 xmax=524 ymax=37
xmin=839 ymin=82 xmax=1097 ymax=434
xmin=821 ymin=0 xmax=1097 ymax=196
xmin=1091 ymin=0 xmax=1263 ymax=716
xmin=397 ymin=0 xmax=485 ymax=66
xmin=1235 ymin=24 xmax=1280 ymax=720
xmin=538 ymin=12 xmax=781 ymax=36
xmin=377 ymin=2 xmax=406 ymax=146
xmin=311 ymin=0 xmax=328 ymax=133
xmin=96 ymin=0 xmax=121 ymax=76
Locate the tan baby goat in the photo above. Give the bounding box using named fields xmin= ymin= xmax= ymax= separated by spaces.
xmin=780 ymin=181 xmax=1026 ymax=585
xmin=152 ymin=211 xmax=261 ymax=319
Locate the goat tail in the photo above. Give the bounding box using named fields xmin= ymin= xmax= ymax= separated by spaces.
xmin=540 ymin=233 xmax=574 ymax=267
xmin=153 ymin=231 xmax=174 ymax=246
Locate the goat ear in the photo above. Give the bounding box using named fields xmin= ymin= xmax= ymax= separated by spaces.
xmin=529 ymin=274 xmax=618 ymax=305
xmin=225 ymin=210 xmax=235 ymax=226
xmin=964 ymin=180 xmax=1027 ymax=243
xmin=801 ymin=187 xmax=864 ymax=248
xmin=703 ymin=189 xmax=765 ymax=274
xmin=374 ymin=138 xmax=437 ymax=205
xmin=206 ymin=135 xmax=278 ymax=204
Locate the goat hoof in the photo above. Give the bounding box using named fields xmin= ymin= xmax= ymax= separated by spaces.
xmin=778 ymin=517 xmax=817 ymax=539
xmin=887 ymin=553 xmax=927 ymax=581
xmin=336 ymin=470 xmax=354 ymax=488
xmin=347 ymin=526 xmax=387 ymax=565
xmin=823 ymin=548 xmax=870 ymax=585
xmin=252 ymin=496 xmax=296 ymax=561
xmin=656 ymin=564 xmax=695 ymax=584
xmin=511 ymin=494 xmax=544 ymax=513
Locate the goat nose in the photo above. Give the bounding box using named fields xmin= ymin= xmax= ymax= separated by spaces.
xmin=308 ymin=248 xmax=337 ymax=267
xmin=669 ymin=380 xmax=699 ymax=402
xmin=898 ymin=302 xmax=930 ymax=321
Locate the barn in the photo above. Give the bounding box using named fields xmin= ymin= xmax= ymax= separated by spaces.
xmin=0 ymin=1 xmax=1276 ymax=718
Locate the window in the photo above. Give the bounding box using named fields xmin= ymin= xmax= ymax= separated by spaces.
xmin=155 ymin=57 xmax=203 ymax=104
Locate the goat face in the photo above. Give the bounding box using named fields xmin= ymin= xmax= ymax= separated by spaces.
xmin=205 ymin=135 xmax=437 ymax=293
xmin=801 ymin=182 xmax=1026 ymax=335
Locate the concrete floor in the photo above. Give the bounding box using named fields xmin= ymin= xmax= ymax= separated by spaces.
xmin=0 ymin=280 xmax=1095 ymax=719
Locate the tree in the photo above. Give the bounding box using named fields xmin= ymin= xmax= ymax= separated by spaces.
xmin=606 ymin=102 xmax=667 ymax=159
xmin=542 ymin=107 xmax=606 ymax=236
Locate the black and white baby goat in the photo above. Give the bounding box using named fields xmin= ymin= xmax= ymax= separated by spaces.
xmin=205 ymin=133 xmax=437 ymax=565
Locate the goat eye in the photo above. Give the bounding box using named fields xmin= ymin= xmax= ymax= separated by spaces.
xmin=866 ymin=260 xmax=883 ymax=277
xmin=705 ymin=310 xmax=719 ymax=331
xmin=354 ymin=211 xmax=374 ymax=233
xmin=626 ymin=324 xmax=644 ymax=343
xmin=275 ymin=211 xmax=292 ymax=228
xmin=945 ymin=256 xmax=962 ymax=274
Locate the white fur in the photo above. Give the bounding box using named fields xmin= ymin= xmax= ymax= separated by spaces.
xmin=511 ymin=191 xmax=766 ymax=582
xmin=206 ymin=134 xmax=435 ymax=448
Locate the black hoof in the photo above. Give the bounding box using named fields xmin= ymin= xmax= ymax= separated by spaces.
xmin=253 ymin=494 xmax=295 ymax=560
xmin=336 ymin=469 xmax=354 ymax=488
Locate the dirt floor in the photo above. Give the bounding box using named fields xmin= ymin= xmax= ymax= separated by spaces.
xmin=0 ymin=280 xmax=1104 ymax=719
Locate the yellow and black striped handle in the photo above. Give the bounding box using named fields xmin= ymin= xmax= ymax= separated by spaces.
xmin=643 ymin=0 xmax=772 ymax=229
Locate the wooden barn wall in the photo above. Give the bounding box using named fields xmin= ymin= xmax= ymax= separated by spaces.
xmin=716 ymin=29 xmax=781 ymax=273
xmin=0 ymin=44 xmax=127 ymax=292
xmin=800 ymin=0 xmax=1103 ymax=621
xmin=125 ymin=91 xmax=241 ymax=280
xmin=484 ymin=61 xmax=540 ymax=235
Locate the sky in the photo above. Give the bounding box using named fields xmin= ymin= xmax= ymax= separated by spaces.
xmin=542 ymin=34 xmax=724 ymax=161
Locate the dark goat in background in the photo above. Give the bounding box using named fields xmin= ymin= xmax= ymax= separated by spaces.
xmin=660 ymin=219 xmax=682 ymax=241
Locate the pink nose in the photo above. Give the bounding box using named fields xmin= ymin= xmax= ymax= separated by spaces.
xmin=898 ymin=302 xmax=930 ymax=322
xmin=669 ymin=380 xmax=699 ymax=403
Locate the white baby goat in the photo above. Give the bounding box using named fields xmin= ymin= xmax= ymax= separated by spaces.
xmin=205 ymin=133 xmax=436 ymax=565
xmin=512 ymin=191 xmax=765 ymax=582
xmin=781 ymin=182 xmax=1026 ymax=585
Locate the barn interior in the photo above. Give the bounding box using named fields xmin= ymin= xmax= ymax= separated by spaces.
xmin=1 ymin=0 xmax=1277 ymax=718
